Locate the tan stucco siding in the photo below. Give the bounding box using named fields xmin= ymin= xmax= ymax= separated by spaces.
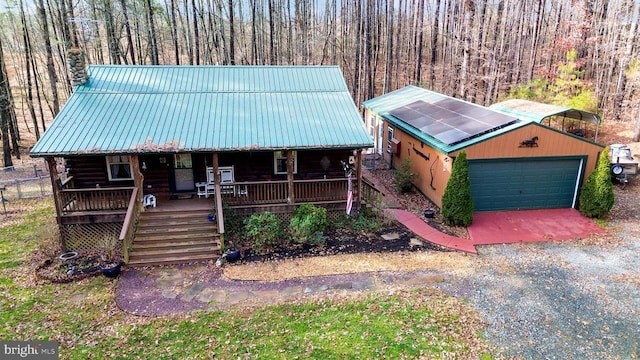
xmin=450 ymin=123 xmax=604 ymax=182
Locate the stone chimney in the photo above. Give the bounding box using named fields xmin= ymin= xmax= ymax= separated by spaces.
xmin=68 ymin=48 xmax=88 ymax=87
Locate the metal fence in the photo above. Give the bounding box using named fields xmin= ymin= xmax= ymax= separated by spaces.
xmin=0 ymin=161 xmax=58 ymax=214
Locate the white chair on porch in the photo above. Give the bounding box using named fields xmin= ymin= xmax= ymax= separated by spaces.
xmin=206 ymin=166 xmax=236 ymax=196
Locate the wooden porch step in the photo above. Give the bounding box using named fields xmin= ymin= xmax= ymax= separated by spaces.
xmin=129 ymin=244 xmax=220 ymax=260
xmin=127 ymin=253 xmax=217 ymax=267
xmin=140 ymin=209 xmax=210 ymax=220
xmin=135 ymin=223 xmax=216 ymax=235
xmin=128 ymin=207 xmax=222 ymax=267
xmin=134 ymin=231 xmax=219 ymax=242
xmin=132 ymin=238 xmax=220 ymax=250
xmin=137 ymin=218 xmax=215 ymax=228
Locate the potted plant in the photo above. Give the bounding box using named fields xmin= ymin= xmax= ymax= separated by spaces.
xmin=96 ymin=234 xmax=123 ymax=278
xmin=223 ymin=247 xmax=241 ymax=262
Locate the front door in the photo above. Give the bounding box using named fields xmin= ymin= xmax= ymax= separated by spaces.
xmin=173 ymin=154 xmax=194 ymax=192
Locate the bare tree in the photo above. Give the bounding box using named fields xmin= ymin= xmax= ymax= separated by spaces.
xmin=37 ymin=0 xmax=60 ymax=115
xmin=20 ymin=0 xmax=40 ymax=140
xmin=0 ymin=36 xmax=15 ymax=168
xmin=120 ymin=0 xmax=137 ymax=64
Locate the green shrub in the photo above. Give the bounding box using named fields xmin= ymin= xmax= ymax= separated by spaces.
xmin=289 ymin=203 xmax=328 ymax=245
xmin=441 ymin=151 xmax=474 ymax=227
xmin=244 ymin=211 xmax=283 ymax=252
xmin=394 ymin=158 xmax=416 ymax=193
xmin=579 ymin=148 xmax=615 ymax=218
xmin=349 ymin=209 xmax=382 ymax=233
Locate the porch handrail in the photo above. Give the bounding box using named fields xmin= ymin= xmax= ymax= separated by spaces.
xmin=60 ymin=186 xmax=135 ymax=213
xmin=361 ymin=176 xmax=383 ymax=212
xmin=119 ymin=187 xmax=140 ymax=263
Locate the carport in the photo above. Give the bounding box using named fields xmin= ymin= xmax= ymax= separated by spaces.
xmin=489 ymin=99 xmax=601 ymax=142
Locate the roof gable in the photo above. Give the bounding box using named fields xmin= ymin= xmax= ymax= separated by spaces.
xmin=31 ymin=65 xmax=373 ymax=157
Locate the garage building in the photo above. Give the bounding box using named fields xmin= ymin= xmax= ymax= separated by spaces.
xmin=363 ymin=86 xmax=604 ymax=212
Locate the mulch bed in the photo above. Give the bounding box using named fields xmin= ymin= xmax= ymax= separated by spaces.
xmin=236 ymin=226 xmax=450 ymax=264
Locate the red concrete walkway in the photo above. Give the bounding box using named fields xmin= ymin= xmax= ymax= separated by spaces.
xmin=385 ymin=208 xmax=606 ymax=254
xmin=385 ymin=209 xmax=478 ymax=254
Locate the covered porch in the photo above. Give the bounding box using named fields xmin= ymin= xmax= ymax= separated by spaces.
xmin=44 ymin=149 xmax=365 ymax=264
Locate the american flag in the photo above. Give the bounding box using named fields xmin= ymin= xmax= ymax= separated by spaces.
xmin=346 ymin=173 xmax=353 ymax=216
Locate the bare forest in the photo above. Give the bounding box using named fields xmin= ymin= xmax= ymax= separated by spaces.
xmin=1 ymin=0 xmax=640 ymax=168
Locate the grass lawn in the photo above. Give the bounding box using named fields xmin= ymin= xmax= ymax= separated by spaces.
xmin=0 ymin=199 xmax=493 ymax=359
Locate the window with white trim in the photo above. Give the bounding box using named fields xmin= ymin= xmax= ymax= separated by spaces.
xmin=274 ymin=151 xmax=297 ymax=174
xmin=387 ymin=126 xmax=395 ymax=153
xmin=106 ymin=155 xmax=133 ymax=181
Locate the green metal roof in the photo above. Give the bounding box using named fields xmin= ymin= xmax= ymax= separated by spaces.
xmin=489 ymin=99 xmax=601 ymax=125
xmin=30 ymin=65 xmax=373 ymax=157
xmin=363 ymin=86 xmax=526 ymax=153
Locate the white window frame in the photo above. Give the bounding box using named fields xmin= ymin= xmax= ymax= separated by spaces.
xmin=274 ymin=151 xmax=297 ymax=175
xmin=106 ymin=155 xmax=134 ymax=181
xmin=387 ymin=126 xmax=395 ymax=153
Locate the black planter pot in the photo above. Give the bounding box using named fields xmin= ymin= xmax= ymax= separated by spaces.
xmin=101 ymin=262 xmax=122 ymax=278
xmin=224 ymin=249 xmax=241 ymax=262
xmin=423 ymin=209 xmax=435 ymax=218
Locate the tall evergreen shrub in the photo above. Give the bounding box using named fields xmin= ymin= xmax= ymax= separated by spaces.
xmin=579 ymin=148 xmax=615 ymax=218
xmin=441 ymin=151 xmax=474 ymax=227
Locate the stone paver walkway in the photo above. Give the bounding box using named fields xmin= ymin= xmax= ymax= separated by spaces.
xmin=116 ymin=262 xmax=446 ymax=316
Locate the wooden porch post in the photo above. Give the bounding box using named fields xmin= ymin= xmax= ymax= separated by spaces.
xmin=45 ymin=157 xmax=66 ymax=248
xmin=130 ymin=155 xmax=144 ymax=204
xmin=212 ymin=153 xmax=225 ymax=236
xmin=286 ymin=150 xmax=295 ymax=205
xmin=45 ymin=157 xmax=62 ymax=218
xmin=355 ymin=149 xmax=362 ymax=210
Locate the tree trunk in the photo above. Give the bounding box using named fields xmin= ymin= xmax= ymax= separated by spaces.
xmin=228 ymin=0 xmax=236 ymax=64
xmin=20 ymin=0 xmax=40 ymax=140
xmin=460 ymin=0 xmax=474 ymax=100
xmin=268 ymin=0 xmax=277 ymax=64
xmin=429 ymin=0 xmax=441 ymax=89
xmin=103 ymin=0 xmax=122 ymax=64
xmin=37 ymin=0 xmax=60 ymax=116
xmin=146 ymin=0 xmax=160 ymax=64
xmin=414 ymin=0 xmax=425 ymax=85
xmin=0 ymin=38 xmax=14 ymax=168
xmin=120 ymin=0 xmax=137 ymax=64
xmin=383 ymin=0 xmax=394 ymax=93
xmin=193 ymin=0 xmax=200 ymax=64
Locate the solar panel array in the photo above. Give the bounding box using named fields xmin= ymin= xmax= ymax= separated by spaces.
xmin=389 ymin=99 xmax=518 ymax=145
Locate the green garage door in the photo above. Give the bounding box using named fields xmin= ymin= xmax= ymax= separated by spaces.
xmin=468 ymin=158 xmax=583 ymax=211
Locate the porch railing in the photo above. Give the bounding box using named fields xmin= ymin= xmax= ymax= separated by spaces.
xmin=59 ymin=187 xmax=134 ymax=213
xmin=119 ymin=188 xmax=141 ymax=263
xmin=222 ymin=178 xmax=352 ymax=207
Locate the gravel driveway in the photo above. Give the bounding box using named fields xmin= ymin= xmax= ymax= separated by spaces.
xmin=438 ymin=186 xmax=640 ymax=359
